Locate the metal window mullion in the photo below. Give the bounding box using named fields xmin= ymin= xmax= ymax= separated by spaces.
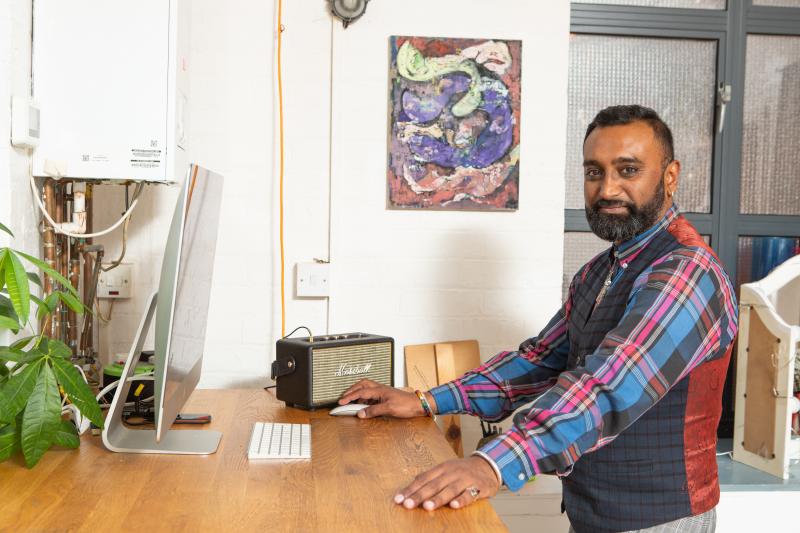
xmin=684 ymin=213 xmax=715 ymax=235
xmin=565 ymin=209 xmax=590 ymax=232
xmin=571 ymin=4 xmax=728 ymax=31
xmin=737 ymin=215 xmax=800 ymax=236
xmin=746 ymin=5 xmax=800 ymax=35
xmin=715 ymin=0 xmax=747 ymax=279
xmin=570 ymin=25 xmax=727 ymax=39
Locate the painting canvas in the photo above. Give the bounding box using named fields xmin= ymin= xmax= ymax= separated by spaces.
xmin=387 ymin=36 xmax=521 ymax=211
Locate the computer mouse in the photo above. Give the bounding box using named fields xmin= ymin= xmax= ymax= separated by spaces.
xmin=329 ymin=403 xmax=369 ymax=416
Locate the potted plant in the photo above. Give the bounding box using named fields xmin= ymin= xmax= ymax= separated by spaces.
xmin=0 ymin=221 xmax=103 ymax=467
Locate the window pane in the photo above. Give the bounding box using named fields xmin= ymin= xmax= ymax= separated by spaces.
xmin=563 ymin=232 xmax=610 ymax=301
xmin=752 ymin=0 xmax=800 ymax=7
xmin=737 ymin=236 xmax=800 ymax=287
xmin=741 ymin=35 xmax=800 ymax=215
xmin=565 ymin=34 xmax=717 ymax=213
xmin=573 ymin=0 xmax=724 ymax=7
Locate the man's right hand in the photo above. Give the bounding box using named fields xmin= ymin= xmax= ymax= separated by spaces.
xmin=337 ymin=379 xmax=436 ymax=419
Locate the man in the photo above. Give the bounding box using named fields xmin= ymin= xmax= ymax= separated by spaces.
xmin=339 ymin=105 xmax=738 ymax=533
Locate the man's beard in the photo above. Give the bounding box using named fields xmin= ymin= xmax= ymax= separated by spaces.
xmin=585 ymin=179 xmax=665 ymax=243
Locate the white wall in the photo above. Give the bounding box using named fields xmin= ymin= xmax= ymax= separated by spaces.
xmin=94 ymin=0 xmax=281 ymax=388
xmin=329 ymin=0 xmax=570 ymax=384
xmin=89 ymin=0 xmax=571 ymax=389
xmin=0 ymin=0 xmax=39 ymax=348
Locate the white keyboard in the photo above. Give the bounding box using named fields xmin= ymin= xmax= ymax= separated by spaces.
xmin=248 ymin=422 xmax=311 ymax=460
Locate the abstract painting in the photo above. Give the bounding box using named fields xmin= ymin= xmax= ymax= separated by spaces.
xmin=387 ymin=36 xmax=521 ymax=211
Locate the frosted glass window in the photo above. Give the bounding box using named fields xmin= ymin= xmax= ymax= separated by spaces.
xmin=753 ymin=0 xmax=800 ymax=6
xmin=565 ymin=35 xmax=717 ymax=213
xmin=740 ymin=36 xmax=800 ymax=215
xmin=573 ymin=0 xmax=724 ymax=8
xmin=563 ymin=232 xmax=610 ymax=301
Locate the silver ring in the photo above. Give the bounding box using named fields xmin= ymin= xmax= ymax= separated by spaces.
xmin=467 ymin=486 xmax=480 ymax=498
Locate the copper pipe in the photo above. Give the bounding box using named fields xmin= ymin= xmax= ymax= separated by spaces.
xmin=54 ymin=182 xmax=65 ymax=341
xmin=41 ymin=179 xmax=56 ymax=333
xmin=68 ymin=239 xmax=80 ymax=352
xmin=81 ymin=184 xmax=94 ymax=357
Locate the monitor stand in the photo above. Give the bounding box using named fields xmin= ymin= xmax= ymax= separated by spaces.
xmin=101 ymin=291 xmax=222 ymax=454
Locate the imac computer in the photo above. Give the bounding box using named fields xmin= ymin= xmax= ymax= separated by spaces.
xmin=102 ymin=164 xmax=224 ymax=454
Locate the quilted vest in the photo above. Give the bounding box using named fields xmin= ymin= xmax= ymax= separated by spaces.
xmin=562 ymin=216 xmax=732 ymax=533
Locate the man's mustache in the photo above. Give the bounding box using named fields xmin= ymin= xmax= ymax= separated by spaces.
xmin=592 ymin=199 xmax=634 ymax=211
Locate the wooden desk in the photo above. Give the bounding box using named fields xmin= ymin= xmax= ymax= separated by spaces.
xmin=0 ymin=389 xmax=507 ymax=532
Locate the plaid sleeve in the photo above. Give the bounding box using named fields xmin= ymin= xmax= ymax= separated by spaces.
xmin=428 ymin=275 xmax=578 ymax=420
xmin=477 ymin=249 xmax=738 ymax=491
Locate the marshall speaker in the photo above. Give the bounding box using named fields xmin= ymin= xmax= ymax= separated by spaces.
xmin=271 ymin=333 xmax=394 ymax=409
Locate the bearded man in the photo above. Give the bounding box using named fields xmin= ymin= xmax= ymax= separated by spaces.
xmin=340 ymin=105 xmax=738 ymax=533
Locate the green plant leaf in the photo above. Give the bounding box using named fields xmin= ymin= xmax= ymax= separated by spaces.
xmin=0 ymin=222 xmax=14 ymax=238
xmin=40 ymin=338 xmax=72 ymax=360
xmin=52 ymin=419 xmax=80 ymax=449
xmin=0 ymin=249 xmax=6 ymax=278
xmin=4 ymin=252 xmax=30 ymax=327
xmin=10 ymin=336 xmax=36 ymax=351
xmin=15 ymin=251 xmax=80 ymax=300
xmin=0 ymin=358 xmax=44 ymax=423
xmin=0 ymin=347 xmax=26 ymax=362
xmin=21 ymin=362 xmax=60 ymax=467
xmin=45 ymin=292 xmax=60 ymax=312
xmin=56 ymin=291 xmax=84 ymax=314
xmin=31 ymin=294 xmax=49 ymax=322
xmin=0 ymin=294 xmax=20 ymax=333
xmin=26 ymin=272 xmax=42 ymax=287
xmin=0 ymin=346 xmax=45 ymax=367
xmin=0 ymin=315 xmax=20 ymax=333
xmin=0 ymin=422 xmax=19 ymax=461
xmin=50 ymin=357 xmax=103 ymax=428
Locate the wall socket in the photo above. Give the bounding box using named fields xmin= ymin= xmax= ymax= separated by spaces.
xmin=296 ymin=262 xmax=330 ymax=298
xmin=97 ymin=263 xmax=133 ymax=299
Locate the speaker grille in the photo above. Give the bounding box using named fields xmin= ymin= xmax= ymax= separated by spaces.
xmin=311 ymin=342 xmax=392 ymax=404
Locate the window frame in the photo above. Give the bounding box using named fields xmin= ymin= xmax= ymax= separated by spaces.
xmin=565 ymin=0 xmax=800 ymax=436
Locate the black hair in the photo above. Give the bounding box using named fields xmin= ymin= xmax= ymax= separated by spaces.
xmin=583 ymin=105 xmax=674 ymax=167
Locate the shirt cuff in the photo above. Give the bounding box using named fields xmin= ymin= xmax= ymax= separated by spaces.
xmin=478 ymin=428 xmax=538 ymax=492
xmin=471 ymin=450 xmax=503 ymax=488
xmin=427 ymin=382 xmax=463 ymax=415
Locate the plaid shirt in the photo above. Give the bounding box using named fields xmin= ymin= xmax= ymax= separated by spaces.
xmin=429 ymin=206 xmax=738 ymax=491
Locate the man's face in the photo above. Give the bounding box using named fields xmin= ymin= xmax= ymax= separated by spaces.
xmin=582 ymin=121 xmax=678 ymax=243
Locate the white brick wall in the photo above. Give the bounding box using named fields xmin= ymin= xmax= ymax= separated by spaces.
xmin=329 ymin=0 xmax=571 ymax=383
xmin=86 ymin=0 xmax=571 ymax=389
xmin=0 ymin=0 xmax=39 ymax=351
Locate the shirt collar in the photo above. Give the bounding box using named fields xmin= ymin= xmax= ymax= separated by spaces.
xmin=613 ymin=204 xmax=680 ymax=264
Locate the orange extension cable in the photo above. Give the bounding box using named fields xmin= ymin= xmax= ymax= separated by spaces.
xmin=277 ymin=0 xmax=286 ymax=337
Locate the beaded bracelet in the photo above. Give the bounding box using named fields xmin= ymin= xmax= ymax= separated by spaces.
xmin=415 ymin=390 xmax=436 ymax=422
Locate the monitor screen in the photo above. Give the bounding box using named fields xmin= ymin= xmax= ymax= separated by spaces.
xmin=154 ymin=165 xmax=224 ymax=442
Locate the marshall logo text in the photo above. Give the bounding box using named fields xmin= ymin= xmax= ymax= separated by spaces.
xmin=335 ymin=363 xmax=372 ymax=377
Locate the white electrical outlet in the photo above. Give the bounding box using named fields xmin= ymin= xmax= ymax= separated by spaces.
xmin=97 ymin=263 xmax=133 ymax=299
xmin=296 ymin=262 xmax=330 ymax=298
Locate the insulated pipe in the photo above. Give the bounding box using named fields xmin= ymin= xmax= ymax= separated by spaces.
xmin=79 ymin=244 xmax=102 ymax=356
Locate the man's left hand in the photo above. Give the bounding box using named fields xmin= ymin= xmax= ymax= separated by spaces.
xmin=394 ymin=455 xmax=501 ymax=511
